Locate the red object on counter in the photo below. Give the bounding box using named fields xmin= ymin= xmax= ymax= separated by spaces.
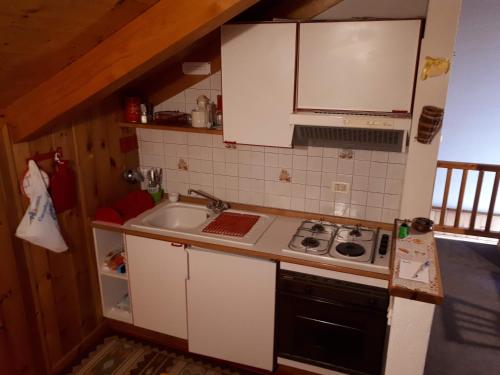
xmin=50 ymin=160 xmax=77 ymax=213
xmin=124 ymin=97 xmax=141 ymax=123
xmin=95 ymin=207 xmax=124 ymax=225
xmin=95 ymin=190 xmax=154 ymax=224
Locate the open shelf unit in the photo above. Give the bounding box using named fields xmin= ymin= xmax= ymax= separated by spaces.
xmin=120 ymin=122 xmax=223 ymax=135
xmin=93 ymin=227 xmax=132 ymax=324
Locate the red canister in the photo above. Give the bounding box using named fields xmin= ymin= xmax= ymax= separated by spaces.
xmin=124 ymin=97 xmax=141 ymax=123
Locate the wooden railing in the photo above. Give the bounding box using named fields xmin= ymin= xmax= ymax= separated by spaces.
xmin=433 ymin=160 xmax=500 ymax=239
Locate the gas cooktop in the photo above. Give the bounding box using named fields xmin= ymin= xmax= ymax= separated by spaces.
xmin=284 ymin=220 xmax=391 ymax=273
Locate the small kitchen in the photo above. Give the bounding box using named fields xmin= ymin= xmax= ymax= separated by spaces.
xmin=0 ymin=1 xmax=461 ymax=375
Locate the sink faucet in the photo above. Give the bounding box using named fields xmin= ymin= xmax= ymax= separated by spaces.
xmin=188 ymin=189 xmax=230 ymax=214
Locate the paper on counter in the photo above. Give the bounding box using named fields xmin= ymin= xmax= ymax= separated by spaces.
xmin=399 ymin=259 xmax=430 ymax=283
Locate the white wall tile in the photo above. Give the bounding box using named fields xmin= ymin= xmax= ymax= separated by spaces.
xmin=226 ymin=189 xmax=238 ymax=202
xmin=353 ymin=160 xmax=370 ymax=176
xmin=291 ymin=184 xmax=306 ymax=198
xmin=371 ymin=151 xmax=389 ymax=162
xmin=321 ymin=173 xmax=336 ymax=188
xmin=351 ymin=190 xmax=367 ymax=205
xmin=370 ymin=162 xmax=387 ymax=178
xmin=322 ymin=158 xmax=337 ymax=173
xmin=334 ymin=191 xmax=350 ymax=204
xmin=292 ymin=155 xmax=307 ymax=170
xmin=306 ymin=171 xmax=321 ymax=186
xmin=293 ymin=146 xmax=308 ymax=155
xmin=239 ymin=150 xmax=252 ymax=165
xmin=185 ymin=88 xmax=210 ymax=103
xmin=140 ymin=79 xmax=409 ymax=222
xmin=210 ymin=73 xmax=222 ymax=90
xmin=320 ymin=187 xmax=335 ymax=201
xmin=368 ymin=177 xmax=386 ymax=193
xmin=238 ymin=164 xmax=252 ymax=178
xmin=381 ymin=209 xmax=399 ymax=223
xmin=278 ymin=154 xmax=293 ymax=168
xmin=305 ymin=199 xmax=320 ymax=212
xmin=320 ymin=201 xmax=335 ymax=215
xmin=323 ymin=148 xmax=338 ymax=158
xmin=224 ymin=149 xmax=238 ymax=163
xmin=214 ymin=175 xmax=226 ymax=188
xmin=337 ymin=159 xmax=354 ymax=174
xmin=213 ymin=148 xmax=225 ymax=162
xmin=251 ymin=152 xmax=265 ymax=166
xmin=367 ymin=192 xmax=384 ymax=207
xmin=383 ymin=194 xmax=401 ymax=210
xmin=307 ymin=146 xmax=323 ymax=157
xmin=225 ymin=163 xmax=238 ymax=176
xmin=335 ymin=203 xmax=350 ymax=216
xmin=306 ymin=185 xmax=321 ymax=200
xmin=142 ymin=154 xmax=164 ymax=168
xmin=251 ymin=165 xmax=265 ymax=180
xmin=354 ymin=150 xmax=371 ymax=161
xmin=352 ymin=175 xmax=369 ymax=191
xmin=385 ymin=179 xmax=403 ymax=195
xmin=387 ymin=164 xmax=406 ymax=179
xmin=265 ymin=194 xmax=291 ymax=209
xmin=265 ymin=167 xmax=280 ymax=181
xmin=365 ymin=206 xmax=382 ymax=221
xmin=291 ymin=198 xmax=305 ymax=211
xmin=292 ymin=170 xmax=307 ymax=184
xmin=350 ymin=205 xmax=366 ymax=219
xmin=265 ymin=153 xmax=279 ymax=167
xmin=388 ymin=152 xmax=407 ymax=164
xmin=226 ymin=176 xmax=239 ymax=190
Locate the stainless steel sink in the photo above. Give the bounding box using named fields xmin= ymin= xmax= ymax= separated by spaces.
xmin=128 ymin=201 xmax=275 ymax=246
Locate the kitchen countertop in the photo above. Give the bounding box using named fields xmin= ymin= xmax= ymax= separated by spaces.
xmin=91 ymin=199 xmax=443 ymax=303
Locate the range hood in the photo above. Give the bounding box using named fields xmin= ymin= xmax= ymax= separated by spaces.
xmin=289 ymin=112 xmax=411 ymax=152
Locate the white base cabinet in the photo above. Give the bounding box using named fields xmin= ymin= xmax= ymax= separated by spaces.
xmin=186 ymin=247 xmax=276 ymax=371
xmin=126 ymin=235 xmax=188 ymax=339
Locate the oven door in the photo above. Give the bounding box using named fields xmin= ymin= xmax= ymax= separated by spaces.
xmin=278 ymin=291 xmax=387 ymax=375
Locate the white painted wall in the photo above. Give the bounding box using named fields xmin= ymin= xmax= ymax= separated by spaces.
xmin=400 ymin=0 xmax=462 ymax=219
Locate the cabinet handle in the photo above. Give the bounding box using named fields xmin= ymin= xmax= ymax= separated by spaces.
xmin=170 ymin=242 xmax=185 ymax=247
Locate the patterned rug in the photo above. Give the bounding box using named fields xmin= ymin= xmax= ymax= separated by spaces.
xmin=68 ymin=336 xmax=247 ymax=375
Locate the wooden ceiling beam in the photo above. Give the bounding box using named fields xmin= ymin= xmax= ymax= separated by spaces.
xmin=136 ymin=0 xmax=344 ymax=106
xmin=5 ymin=0 xmax=259 ymax=142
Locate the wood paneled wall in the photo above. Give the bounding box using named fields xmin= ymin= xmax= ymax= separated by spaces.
xmin=0 ymin=95 xmax=138 ymax=374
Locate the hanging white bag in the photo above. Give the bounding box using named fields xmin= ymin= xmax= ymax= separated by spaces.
xmin=16 ymin=160 xmax=68 ymax=252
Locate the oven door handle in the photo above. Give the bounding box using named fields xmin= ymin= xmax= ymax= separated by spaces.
xmin=279 ymin=291 xmax=349 ymax=309
xmin=296 ymin=315 xmax=364 ymax=333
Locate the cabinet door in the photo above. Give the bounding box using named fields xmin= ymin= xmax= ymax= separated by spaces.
xmin=221 ymin=23 xmax=296 ymax=147
xmin=297 ymin=20 xmax=421 ymax=113
xmin=187 ymin=247 xmax=276 ymax=370
xmin=126 ymin=236 xmax=188 ymax=339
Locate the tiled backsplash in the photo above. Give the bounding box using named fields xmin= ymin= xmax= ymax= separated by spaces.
xmin=138 ymin=71 xmax=407 ymax=223
xmin=138 ymin=128 xmax=407 ymax=223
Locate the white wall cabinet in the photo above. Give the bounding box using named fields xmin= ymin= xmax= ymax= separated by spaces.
xmin=221 ymin=23 xmax=296 ymax=147
xmin=297 ymin=20 xmax=421 ymax=113
xmin=186 ymin=247 xmax=276 ymax=371
xmin=126 ymin=235 xmax=188 ymax=339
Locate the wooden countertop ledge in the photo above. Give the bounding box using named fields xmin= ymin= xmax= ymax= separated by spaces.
xmin=91 ymin=197 xmax=443 ymax=304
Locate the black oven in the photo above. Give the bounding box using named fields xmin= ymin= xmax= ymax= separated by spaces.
xmin=277 ymin=270 xmax=389 ymax=375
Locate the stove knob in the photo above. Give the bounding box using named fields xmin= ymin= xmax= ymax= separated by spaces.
xmin=379 ymin=234 xmax=389 ymax=255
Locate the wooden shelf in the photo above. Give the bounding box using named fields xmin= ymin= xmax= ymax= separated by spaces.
xmin=120 ymin=122 xmax=223 ymax=135
xmin=100 ymin=269 xmax=128 ymax=280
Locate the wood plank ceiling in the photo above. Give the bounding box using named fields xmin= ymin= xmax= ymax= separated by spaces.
xmin=0 ymin=0 xmax=159 ymax=109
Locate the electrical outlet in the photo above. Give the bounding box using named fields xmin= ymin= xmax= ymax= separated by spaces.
xmin=332 ymin=181 xmax=350 ymax=193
